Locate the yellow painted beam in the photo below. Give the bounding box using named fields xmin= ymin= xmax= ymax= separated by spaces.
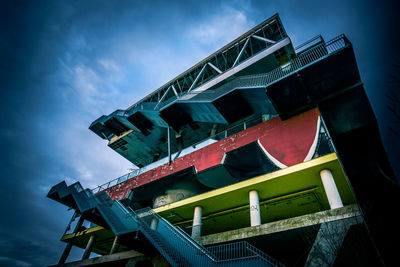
xmin=151 ymin=152 xmax=356 ymax=234
xmin=172 ymin=187 xmax=318 ymax=226
xmin=154 ymin=153 xmax=340 ymax=213
xmin=109 ymin=129 xmax=133 ymax=145
xmin=60 ymin=153 xmax=355 ymax=250
xmin=61 ymin=226 xmax=105 ymax=241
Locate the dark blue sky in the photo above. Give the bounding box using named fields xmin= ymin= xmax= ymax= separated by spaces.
xmin=1 ymin=0 xmax=398 ymax=266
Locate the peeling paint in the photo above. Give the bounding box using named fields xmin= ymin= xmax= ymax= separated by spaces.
xmin=105 ymin=109 xmax=320 ymax=200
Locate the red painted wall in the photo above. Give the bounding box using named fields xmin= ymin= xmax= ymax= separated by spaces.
xmin=105 ymin=108 xmax=320 ymax=200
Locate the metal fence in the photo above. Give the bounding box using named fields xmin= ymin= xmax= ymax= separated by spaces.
xmin=91 ymin=114 xmax=266 ymax=193
xmin=207 ymin=241 xmax=284 ymax=266
xmin=126 ymin=207 xmax=285 ymax=267
xmin=198 ymin=34 xmax=349 ymax=93
xmin=52 ymin=180 xmax=284 ymax=266
xmin=92 ymin=34 xmax=349 ymax=194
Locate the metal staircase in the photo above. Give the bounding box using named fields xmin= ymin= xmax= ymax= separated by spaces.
xmin=48 ymin=181 xmax=284 ymax=266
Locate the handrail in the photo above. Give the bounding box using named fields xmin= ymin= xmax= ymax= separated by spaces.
xmin=125 ymin=207 xmax=211 ymax=265
xmin=135 ymin=207 xmax=212 ymax=255
xmin=295 ymin=34 xmax=324 ymax=53
xmin=91 ymin=114 xmax=265 ymax=193
xmin=49 ymin=181 xmax=285 ymax=266
xmin=126 ymin=207 xmax=283 ymax=266
xmin=92 ymin=34 xmax=349 ymax=195
xmin=127 ymin=15 xmax=285 ymax=110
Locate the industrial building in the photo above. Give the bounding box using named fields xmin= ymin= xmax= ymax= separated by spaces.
xmin=47 ymin=14 xmax=399 ymax=266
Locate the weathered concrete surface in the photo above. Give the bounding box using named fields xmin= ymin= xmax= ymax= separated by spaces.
xmin=49 ymin=250 xmax=144 ymax=267
xmin=305 ymin=216 xmax=361 ymax=267
xmin=198 ymin=204 xmax=360 ymax=245
xmin=105 ymin=109 xmax=320 ymax=200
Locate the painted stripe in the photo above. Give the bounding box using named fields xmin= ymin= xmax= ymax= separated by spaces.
xmin=303 ymin=116 xmax=321 ymax=162
xmin=257 ymin=139 xmax=287 ymax=169
xmin=220 ymin=153 xmax=227 ymax=164
xmin=154 ymin=153 xmax=338 ymax=213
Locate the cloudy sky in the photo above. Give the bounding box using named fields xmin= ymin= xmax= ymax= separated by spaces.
xmin=1 ymin=0 xmax=398 ymax=266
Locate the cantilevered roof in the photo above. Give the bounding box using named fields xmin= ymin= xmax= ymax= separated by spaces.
xmin=127 ymin=13 xmax=288 ymax=109
xmin=153 ymin=153 xmax=356 ymax=234
xmin=89 ymin=13 xmax=292 ymax=140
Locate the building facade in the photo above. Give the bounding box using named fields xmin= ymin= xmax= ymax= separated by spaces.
xmin=47 ymin=14 xmax=398 ymax=267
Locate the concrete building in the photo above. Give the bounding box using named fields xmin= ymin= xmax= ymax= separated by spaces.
xmin=47 ymin=14 xmax=399 ymax=266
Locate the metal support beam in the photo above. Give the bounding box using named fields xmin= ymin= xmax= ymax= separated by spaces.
xmin=188 ymin=64 xmax=208 ymax=92
xmin=176 ymin=80 xmax=183 ymax=93
xmin=207 ymin=62 xmax=222 ymax=74
xmin=252 ymin=34 xmax=276 ymax=44
xmin=58 ymin=215 xmax=85 ymax=265
xmin=155 ymin=86 xmax=174 ymax=110
xmin=232 ymin=37 xmax=250 ymax=67
xmin=167 ymin=126 xmax=171 ymax=164
xmin=171 ymin=85 xmax=178 ymax=97
xmin=62 ymin=212 xmax=78 ymax=236
xmin=125 ymin=15 xmax=286 ymax=107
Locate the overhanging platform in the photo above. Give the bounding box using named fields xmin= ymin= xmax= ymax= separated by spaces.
xmin=61 ymin=226 xmax=125 ymax=255
xmin=197 ymin=205 xmax=376 ymax=266
xmin=153 ymin=153 xmax=356 ymax=235
xmin=198 ymin=204 xmax=361 ymax=246
xmin=60 ymin=153 xmax=356 ymax=255
xmin=60 ymin=227 xmax=154 ymax=257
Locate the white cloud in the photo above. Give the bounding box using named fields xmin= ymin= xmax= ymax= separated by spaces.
xmin=54 ymin=59 xmax=133 ymax=189
xmin=186 ymin=6 xmax=254 ymax=47
xmin=49 ymin=4 xmax=257 ymax=191
xmin=73 ymin=64 xmax=99 ymax=106
xmin=98 ymin=59 xmax=120 ymax=72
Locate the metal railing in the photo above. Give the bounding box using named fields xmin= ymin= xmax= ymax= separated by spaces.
xmin=91 ymin=114 xmax=266 ymax=193
xmin=207 ymin=241 xmax=281 ymax=265
xmin=186 ymin=34 xmax=349 ymax=95
xmin=126 ymin=207 xmax=284 ymax=266
xmin=294 ymin=34 xmax=325 ymax=53
xmin=50 ymin=181 xmax=284 ymax=266
xmin=92 ymin=34 xmax=349 ymax=194
xmin=128 ymin=15 xmax=286 ymax=109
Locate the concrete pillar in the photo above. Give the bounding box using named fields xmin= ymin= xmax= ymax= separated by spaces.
xmin=249 ymin=190 xmax=261 ymax=226
xmin=191 ymin=206 xmax=203 ymax=239
xmin=82 ymin=235 xmax=96 ymax=260
xmin=58 ymin=215 xmax=85 ymax=264
xmin=320 ymin=169 xmax=343 ymax=209
xmin=150 ymin=218 xmax=158 ymax=230
xmin=109 ymin=235 xmax=120 ymax=255
xmin=305 ymin=218 xmax=358 ymax=267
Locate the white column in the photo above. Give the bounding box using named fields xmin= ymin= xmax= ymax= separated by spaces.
xmin=249 ymin=190 xmax=261 ymax=226
xmin=191 ymin=206 xmax=203 ymax=239
xmin=320 ymin=169 xmax=343 ymax=209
